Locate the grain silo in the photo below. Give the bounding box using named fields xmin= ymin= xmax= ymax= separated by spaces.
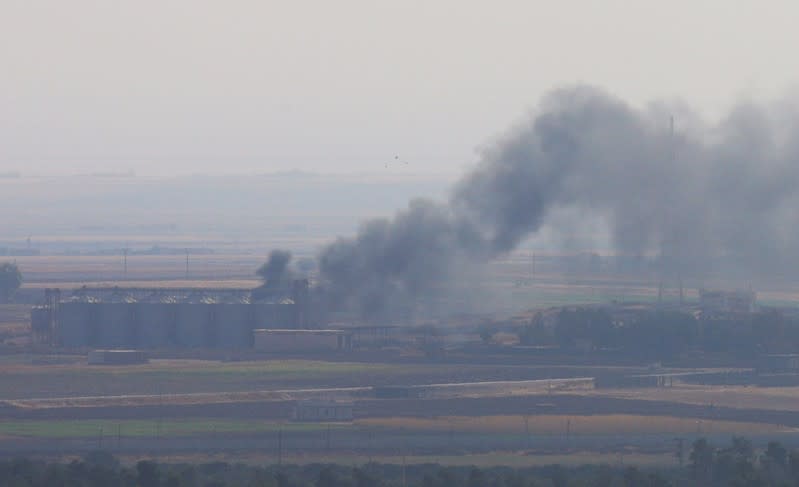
xmin=34 ymin=284 xmax=309 ymax=350
xmin=99 ymin=302 xmax=132 ymax=348
xmin=59 ymin=301 xmax=91 ymax=347
xmin=137 ymin=303 xmax=171 ymax=348
xmin=175 ymin=302 xmax=208 ymax=348
xmin=216 ymin=303 xmax=252 ymax=348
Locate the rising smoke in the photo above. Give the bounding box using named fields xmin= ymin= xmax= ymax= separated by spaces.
xmin=318 ymin=85 xmax=799 ymax=319
xmin=256 ymin=250 xmax=293 ymax=289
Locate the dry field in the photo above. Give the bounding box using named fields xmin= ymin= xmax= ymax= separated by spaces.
xmin=0 ymin=357 xmax=614 ymax=400
xmin=5 ymin=414 xmax=785 ymax=440
xmin=0 ymin=359 xmax=397 ymax=399
xmin=583 ymin=384 xmax=799 ymax=413
xmin=14 ymin=254 xmax=267 ymax=286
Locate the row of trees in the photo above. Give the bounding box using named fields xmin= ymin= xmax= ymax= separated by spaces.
xmin=519 ymin=307 xmax=799 ymax=359
xmin=688 ymin=436 xmax=798 ymax=486
xmin=2 ymin=437 xmax=799 ymax=486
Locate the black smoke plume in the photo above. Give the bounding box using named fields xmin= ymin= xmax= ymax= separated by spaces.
xmin=255 ymin=250 xmax=293 ymax=291
xmin=318 ymin=85 xmax=799 ymax=319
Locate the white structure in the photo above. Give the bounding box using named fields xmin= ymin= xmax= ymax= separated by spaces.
xmin=253 ymin=329 xmax=352 ymax=352
xmin=293 ymin=400 xmax=354 ymax=421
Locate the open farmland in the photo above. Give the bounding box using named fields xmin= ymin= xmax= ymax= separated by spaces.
xmin=0 ymin=356 xmax=642 ymax=400
xmin=0 ymin=359 xmax=395 ymax=399
xmin=0 ymin=410 xmax=797 ymax=462
xmin=0 ymin=414 xmax=789 ymax=446
xmin=7 ymin=249 xmax=799 ymax=464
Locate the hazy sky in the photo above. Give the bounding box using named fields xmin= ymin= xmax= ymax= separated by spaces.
xmin=2 ymin=0 xmax=798 ymax=176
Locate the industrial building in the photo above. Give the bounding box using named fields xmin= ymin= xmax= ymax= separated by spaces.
xmin=32 ymin=283 xmax=310 ymax=349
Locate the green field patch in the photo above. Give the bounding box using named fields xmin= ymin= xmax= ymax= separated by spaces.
xmin=0 ymin=418 xmax=351 ymax=439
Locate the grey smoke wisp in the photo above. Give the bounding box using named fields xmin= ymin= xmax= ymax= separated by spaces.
xmin=318 ymin=85 xmax=799 ymax=318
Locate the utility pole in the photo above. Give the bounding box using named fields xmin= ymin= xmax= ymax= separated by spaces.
xmin=278 ymin=427 xmax=283 ymax=466
xmin=674 ymin=437 xmax=685 ymax=467
xmin=367 ymin=428 xmax=373 ymax=464
xmin=157 ymin=384 xmax=163 ymax=440
xmin=524 ymin=414 xmax=531 ymax=449
xmin=401 ymin=450 xmax=407 ymax=487
xmin=326 ymin=424 xmax=331 ymax=452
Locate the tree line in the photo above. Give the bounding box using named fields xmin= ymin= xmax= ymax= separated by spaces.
xmin=518 ymin=307 xmax=799 ymax=360
xmin=2 ymin=436 xmax=799 ymax=486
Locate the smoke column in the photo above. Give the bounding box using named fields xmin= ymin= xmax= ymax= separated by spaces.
xmin=256 ymin=249 xmax=293 ymax=289
xmin=319 ymin=85 xmax=799 ymax=318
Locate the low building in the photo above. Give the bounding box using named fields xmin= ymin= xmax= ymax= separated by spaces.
xmin=293 ymin=400 xmax=354 ymax=422
xmin=253 ymin=329 xmax=352 ymax=352
xmin=88 ymin=349 xmax=148 ymax=365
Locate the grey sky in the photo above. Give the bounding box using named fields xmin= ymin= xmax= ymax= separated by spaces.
xmin=2 ymin=0 xmax=798 ymax=176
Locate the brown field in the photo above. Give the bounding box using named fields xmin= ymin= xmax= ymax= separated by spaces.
xmin=0 ymin=356 xmax=624 ymax=400
xmin=13 ymin=254 xmax=266 ymax=285
xmin=584 ymin=385 xmax=799 ymax=412
xmin=22 ymin=279 xmax=261 ymax=290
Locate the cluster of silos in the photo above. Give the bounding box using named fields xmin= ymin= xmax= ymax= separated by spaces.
xmin=55 ymin=295 xmax=300 ymax=349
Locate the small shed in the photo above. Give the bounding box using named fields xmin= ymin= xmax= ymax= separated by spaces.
xmin=293 ymin=400 xmax=354 ymax=422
